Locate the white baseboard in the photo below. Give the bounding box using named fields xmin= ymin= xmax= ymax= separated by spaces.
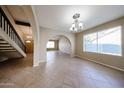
xmin=75 ymin=55 xmax=124 ymax=72
xmin=33 ymin=63 xmax=39 ymax=67
xmin=33 ymin=60 xmax=46 ymax=67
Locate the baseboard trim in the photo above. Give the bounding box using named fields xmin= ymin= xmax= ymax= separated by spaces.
xmin=75 ymin=55 xmax=124 ymax=72
xmin=33 ymin=60 xmax=46 ymax=67
xmin=33 ymin=63 xmax=39 ymax=67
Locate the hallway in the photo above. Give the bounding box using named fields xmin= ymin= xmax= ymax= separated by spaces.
xmin=0 ymin=51 xmax=124 ymax=88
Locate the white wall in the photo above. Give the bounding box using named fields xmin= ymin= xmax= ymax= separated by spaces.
xmin=39 ymin=27 xmax=76 ymax=63
xmin=59 ymin=37 xmax=71 ymax=54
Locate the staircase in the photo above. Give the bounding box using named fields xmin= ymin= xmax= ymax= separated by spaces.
xmin=0 ymin=37 xmax=16 ymax=52
xmin=0 ymin=7 xmax=26 ymax=62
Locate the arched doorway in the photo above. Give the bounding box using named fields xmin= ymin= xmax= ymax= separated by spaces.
xmin=22 ymin=6 xmax=40 ymax=67
xmin=46 ymin=35 xmax=72 ymax=62
xmin=21 ymin=7 xmax=76 ymax=66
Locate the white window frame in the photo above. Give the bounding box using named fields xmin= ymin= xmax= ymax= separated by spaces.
xmin=83 ymin=26 xmax=122 ymax=56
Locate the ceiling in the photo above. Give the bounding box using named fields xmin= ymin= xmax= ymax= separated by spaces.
xmin=6 ymin=5 xmax=32 ymax=40
xmin=34 ymin=5 xmax=124 ymax=32
xmin=49 ymin=35 xmax=63 ymax=40
xmin=6 ymin=5 xmax=29 ymax=22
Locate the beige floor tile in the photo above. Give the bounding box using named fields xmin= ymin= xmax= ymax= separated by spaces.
xmin=0 ymin=51 xmax=124 ymax=88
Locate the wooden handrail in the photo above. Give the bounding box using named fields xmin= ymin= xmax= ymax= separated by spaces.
xmin=0 ymin=7 xmax=26 ymax=52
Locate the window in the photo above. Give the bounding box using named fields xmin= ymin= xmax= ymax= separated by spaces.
xmin=84 ymin=33 xmax=97 ymax=52
xmin=47 ymin=41 xmax=55 ymax=48
xmin=84 ymin=26 xmax=122 ymax=56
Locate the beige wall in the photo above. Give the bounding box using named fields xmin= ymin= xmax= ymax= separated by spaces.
xmin=47 ymin=40 xmax=59 ymax=51
xmin=76 ymin=17 xmax=124 ymax=70
xmin=59 ymin=37 xmax=71 ymax=54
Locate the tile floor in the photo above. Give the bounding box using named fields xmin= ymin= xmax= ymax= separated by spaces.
xmin=0 ymin=51 xmax=124 ymax=88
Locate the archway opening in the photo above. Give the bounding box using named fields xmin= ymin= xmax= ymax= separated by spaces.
xmin=46 ymin=35 xmax=72 ymax=62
